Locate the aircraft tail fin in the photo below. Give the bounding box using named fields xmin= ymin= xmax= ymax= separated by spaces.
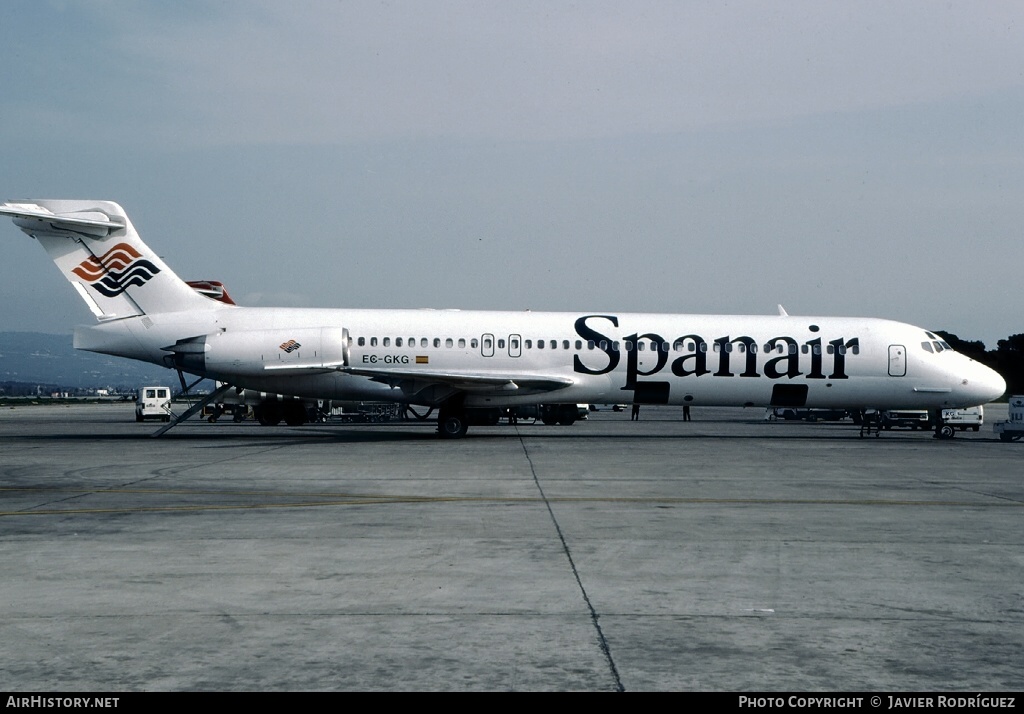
xmin=0 ymin=200 xmax=222 ymax=320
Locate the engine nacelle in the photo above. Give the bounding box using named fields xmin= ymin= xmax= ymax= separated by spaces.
xmin=165 ymin=326 xmax=349 ymax=378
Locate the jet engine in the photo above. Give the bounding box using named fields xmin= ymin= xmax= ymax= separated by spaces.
xmin=164 ymin=326 xmax=349 ymax=379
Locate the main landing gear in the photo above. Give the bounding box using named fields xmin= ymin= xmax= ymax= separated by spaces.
xmin=436 ymin=402 xmax=581 ymax=438
xmin=437 ymin=404 xmax=469 ymax=439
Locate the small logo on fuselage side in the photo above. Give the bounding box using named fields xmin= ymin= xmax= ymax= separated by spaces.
xmin=280 ymin=340 xmax=301 ymax=353
xmin=71 ymin=243 xmax=161 ymax=297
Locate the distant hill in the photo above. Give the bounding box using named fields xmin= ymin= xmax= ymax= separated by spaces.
xmin=0 ymin=332 xmax=175 ymax=391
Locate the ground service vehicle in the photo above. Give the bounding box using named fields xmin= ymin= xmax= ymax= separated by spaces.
xmin=993 ymin=397 xmax=1024 ymax=442
xmin=941 ymin=405 xmax=983 ymax=431
xmin=135 ymin=386 xmax=171 ymax=422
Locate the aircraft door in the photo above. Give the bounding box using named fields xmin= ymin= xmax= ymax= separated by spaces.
xmin=888 ymin=345 xmax=906 ymax=377
xmin=481 ymin=333 xmax=495 ymax=358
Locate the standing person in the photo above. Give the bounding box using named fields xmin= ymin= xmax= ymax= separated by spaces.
xmin=683 ymin=405 xmax=691 ymax=421
xmin=631 ymin=403 xmax=640 ymax=421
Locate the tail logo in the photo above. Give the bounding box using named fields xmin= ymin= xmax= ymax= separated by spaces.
xmin=71 ymin=243 xmax=161 ymax=297
xmin=280 ymin=340 xmax=301 ymax=353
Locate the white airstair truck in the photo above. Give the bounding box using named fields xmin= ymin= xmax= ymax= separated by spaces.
xmin=993 ymin=395 xmax=1024 ymax=442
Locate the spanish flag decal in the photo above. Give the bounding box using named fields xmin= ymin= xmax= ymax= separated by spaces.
xmin=416 ymin=355 xmax=429 ymax=364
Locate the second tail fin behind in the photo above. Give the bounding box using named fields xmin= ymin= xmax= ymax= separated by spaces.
xmin=0 ymin=200 xmax=222 ymax=320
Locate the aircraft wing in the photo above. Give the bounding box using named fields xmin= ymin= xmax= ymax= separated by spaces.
xmin=340 ymin=366 xmax=575 ymax=395
xmin=260 ymin=361 xmax=574 ymax=399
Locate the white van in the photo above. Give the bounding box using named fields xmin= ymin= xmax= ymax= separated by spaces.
xmin=941 ymin=405 xmax=984 ymax=432
xmin=136 ymin=386 xmax=172 ymax=422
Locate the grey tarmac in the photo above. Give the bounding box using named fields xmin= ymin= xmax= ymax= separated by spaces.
xmin=0 ymin=402 xmax=1020 ymax=691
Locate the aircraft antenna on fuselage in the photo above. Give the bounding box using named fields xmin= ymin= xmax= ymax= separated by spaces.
xmin=777 ymin=304 xmax=789 ymax=317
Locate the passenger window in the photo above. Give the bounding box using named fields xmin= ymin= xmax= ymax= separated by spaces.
xmin=433 ymin=338 xmax=441 ymax=348
xmin=370 ymin=337 xmax=378 ymax=347
xmin=383 ymin=337 xmax=390 ymax=347
xmin=396 ymin=338 xmax=403 ymax=347
xmin=358 ymin=337 xmax=365 ymax=347
xmin=458 ymin=338 xmax=466 ymax=348
xmin=549 ymin=340 xmax=556 ymax=349
xmin=421 ymin=338 xmax=428 ymax=348
xmin=625 ymin=341 xmax=634 ymax=352
xmin=445 ymin=338 xmax=453 ymax=348
xmin=588 ymin=340 xmax=595 ymax=350
xmin=525 ymin=340 xmax=532 ymax=349
xmin=498 ymin=339 xmax=506 ymax=349
xmin=538 ymin=340 xmax=545 ymax=349
xmin=638 ymin=342 xmax=646 ymax=352
xmin=562 ymin=340 xmax=570 ymax=350
xmin=471 ymin=339 xmax=479 ymax=349
xmin=575 ymin=340 xmax=582 ymax=350
xmin=511 ymin=338 xmax=520 ymax=350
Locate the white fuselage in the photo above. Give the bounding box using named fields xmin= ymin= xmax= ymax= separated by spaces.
xmin=73 ymin=305 xmax=1005 ymax=411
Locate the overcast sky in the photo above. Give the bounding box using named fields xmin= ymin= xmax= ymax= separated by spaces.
xmin=1 ymin=1 xmax=1021 ymax=347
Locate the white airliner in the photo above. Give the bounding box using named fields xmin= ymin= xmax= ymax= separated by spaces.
xmin=0 ymin=199 xmax=1006 ymax=439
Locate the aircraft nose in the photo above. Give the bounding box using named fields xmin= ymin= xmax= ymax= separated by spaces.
xmin=964 ymin=362 xmax=1006 ymax=404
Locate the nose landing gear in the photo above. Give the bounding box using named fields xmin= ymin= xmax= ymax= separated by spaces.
xmin=932 ymin=409 xmax=956 ymax=440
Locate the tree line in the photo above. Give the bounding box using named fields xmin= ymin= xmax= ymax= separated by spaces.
xmin=936 ymin=332 xmax=1024 ymax=396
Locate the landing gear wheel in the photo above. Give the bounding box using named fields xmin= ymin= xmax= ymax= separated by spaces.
xmin=935 ymin=424 xmax=956 ymax=440
xmin=557 ymin=404 xmax=578 ymax=426
xmin=438 ymin=412 xmax=468 ymax=439
xmin=284 ymin=403 xmax=307 ymax=427
xmin=255 ymin=404 xmax=282 ymax=426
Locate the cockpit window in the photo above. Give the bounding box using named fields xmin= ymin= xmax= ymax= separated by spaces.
xmin=939 ymin=341 xmax=951 ymax=350
xmin=921 ymin=342 xmax=934 ymax=353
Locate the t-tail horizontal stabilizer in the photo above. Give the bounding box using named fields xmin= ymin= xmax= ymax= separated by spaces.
xmin=0 ymin=200 xmax=226 ymax=320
